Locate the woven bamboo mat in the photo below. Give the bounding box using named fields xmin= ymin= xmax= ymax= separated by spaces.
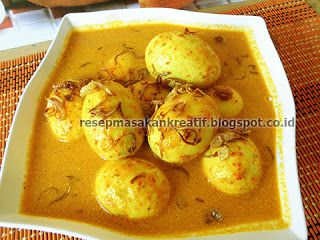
xmin=0 ymin=0 xmax=319 ymax=239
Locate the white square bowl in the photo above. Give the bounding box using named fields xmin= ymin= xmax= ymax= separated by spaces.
xmin=0 ymin=8 xmax=308 ymax=240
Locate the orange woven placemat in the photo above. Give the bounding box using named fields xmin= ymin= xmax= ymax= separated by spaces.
xmin=0 ymin=0 xmax=319 ymax=239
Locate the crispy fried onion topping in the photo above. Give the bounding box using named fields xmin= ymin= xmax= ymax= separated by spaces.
xmin=45 ymin=79 xmax=88 ymax=120
xmin=205 ymin=209 xmax=223 ymax=224
xmin=80 ymin=81 xmax=115 ymax=97
xmin=165 ymin=84 xmax=206 ymax=102
xmin=53 ymin=79 xmax=88 ymax=95
xmin=205 ymin=129 xmax=250 ymax=160
xmin=45 ymin=96 xmax=66 ymax=120
xmin=89 ymin=102 xmax=124 ymax=119
xmin=174 ymin=127 xmax=202 ymax=145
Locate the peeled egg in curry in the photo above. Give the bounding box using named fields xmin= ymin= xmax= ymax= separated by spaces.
xmin=81 ymin=80 xmax=145 ymax=160
xmin=100 ymin=48 xmax=148 ymax=86
xmin=45 ymin=80 xmax=88 ymax=142
xmin=148 ymin=85 xmax=220 ymax=164
xmin=206 ymin=85 xmax=244 ymax=118
xmin=202 ymin=131 xmax=262 ymax=195
xmin=95 ymin=157 xmax=171 ymax=219
xmin=145 ymin=30 xmax=221 ymax=88
xmin=129 ymin=76 xmax=171 ymax=117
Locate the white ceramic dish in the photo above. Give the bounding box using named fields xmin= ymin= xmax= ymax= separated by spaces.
xmin=0 ymin=8 xmax=307 ymax=240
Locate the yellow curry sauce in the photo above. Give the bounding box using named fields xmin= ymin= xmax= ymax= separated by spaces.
xmin=21 ymin=23 xmax=286 ymax=237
